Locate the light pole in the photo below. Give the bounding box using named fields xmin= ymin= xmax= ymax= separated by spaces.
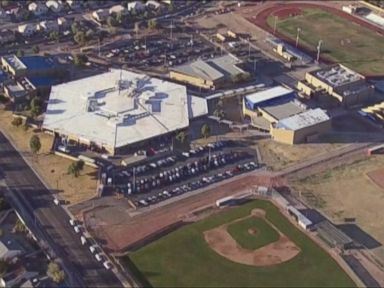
xmin=295 ymin=27 xmax=301 ymax=47
xmin=248 ymin=40 xmax=251 ymax=58
xmin=316 ymin=39 xmax=323 ymax=63
xmin=273 ymin=16 xmax=278 ymax=35
xmin=253 ymin=58 xmax=257 ymax=74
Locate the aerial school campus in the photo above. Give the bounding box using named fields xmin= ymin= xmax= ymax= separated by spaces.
xmin=122 ymin=1 xmax=384 ymax=287
xmin=1 ymin=0 xmax=384 ymax=287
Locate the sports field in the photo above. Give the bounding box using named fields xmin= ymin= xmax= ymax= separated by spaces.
xmin=126 ymin=200 xmax=355 ymax=287
xmin=266 ymin=8 xmax=384 ymax=75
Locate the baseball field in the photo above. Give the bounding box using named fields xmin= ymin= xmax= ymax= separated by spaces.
xmin=265 ymin=7 xmax=384 ymax=75
xmin=126 ymin=200 xmax=355 ymax=287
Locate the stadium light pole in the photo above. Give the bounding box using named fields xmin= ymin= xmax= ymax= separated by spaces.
xmin=273 ymin=16 xmax=278 ymax=35
xmin=316 ymin=39 xmax=323 ymax=63
xmin=295 ymin=27 xmax=301 ymax=47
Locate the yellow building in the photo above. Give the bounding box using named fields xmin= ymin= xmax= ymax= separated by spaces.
xmin=297 ymin=65 xmax=374 ymax=107
xmin=270 ymin=108 xmax=331 ymax=145
xmin=169 ymin=55 xmax=246 ymax=90
xmin=242 ymin=86 xmax=305 ymax=131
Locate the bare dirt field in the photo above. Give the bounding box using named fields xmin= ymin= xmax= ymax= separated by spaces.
xmin=290 ymin=155 xmax=384 ymax=262
xmin=258 ymin=139 xmax=342 ymax=171
xmin=84 ymin=173 xmax=274 ymax=253
xmin=204 ymin=208 xmax=300 ymax=266
xmin=0 ymin=109 xmax=97 ymax=204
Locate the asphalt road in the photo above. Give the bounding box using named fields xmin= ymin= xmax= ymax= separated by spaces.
xmin=0 ymin=132 xmax=123 ymax=288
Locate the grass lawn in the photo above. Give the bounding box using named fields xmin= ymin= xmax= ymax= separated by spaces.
xmin=126 ymin=200 xmax=356 ymax=287
xmin=227 ymin=217 xmax=279 ymax=250
xmin=267 ymin=8 xmax=384 ymax=75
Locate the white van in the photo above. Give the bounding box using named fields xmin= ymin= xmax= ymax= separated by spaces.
xmin=53 ymin=198 xmax=60 ymax=206
xmin=95 ymin=253 xmax=102 ymax=262
xmin=74 ymin=225 xmax=81 ymax=233
xmin=103 ymin=261 xmax=112 ymax=270
xmin=80 ymin=235 xmax=87 ymax=245
xmin=89 ymin=245 xmax=97 ymax=254
xmin=69 ymin=219 xmax=76 ymax=226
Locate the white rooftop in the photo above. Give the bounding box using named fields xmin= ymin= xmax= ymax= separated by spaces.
xmin=43 ymin=69 xmax=207 ymax=149
xmin=245 ymin=86 xmax=293 ymax=105
xmin=275 ymin=108 xmax=329 ymax=131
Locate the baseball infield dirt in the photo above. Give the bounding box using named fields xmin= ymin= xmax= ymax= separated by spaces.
xmin=367 ymin=168 xmax=384 ymax=189
xmin=204 ymin=209 xmax=300 ymax=267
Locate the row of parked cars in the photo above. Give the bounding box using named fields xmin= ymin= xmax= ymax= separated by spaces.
xmin=120 ymin=150 xmax=249 ymax=195
xmin=68 ymin=218 xmax=112 ymax=270
xmin=136 ymin=161 xmax=259 ymax=207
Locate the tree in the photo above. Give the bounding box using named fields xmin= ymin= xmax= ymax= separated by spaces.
xmin=16 ymin=49 xmax=24 ymax=58
xmin=11 ymin=117 xmax=23 ymax=127
xmin=47 ymin=262 xmax=65 ymax=284
xmin=67 ymin=160 xmax=84 ymax=177
xmin=107 ymin=16 xmax=118 ymax=27
xmin=29 ymin=135 xmax=41 ymax=154
xmin=49 ymin=31 xmax=60 ymax=42
xmin=116 ymin=12 xmax=125 ymax=24
xmin=30 ymin=97 xmax=42 ymax=117
xmin=71 ymin=22 xmax=79 ymax=34
xmin=73 ymin=54 xmax=88 ymax=66
xmin=14 ymin=218 xmax=27 ymax=233
xmin=32 ymin=45 xmax=40 ymax=54
xmin=213 ymin=97 xmax=225 ymax=119
xmin=147 ymin=19 xmax=157 ymax=30
xmin=201 ymin=123 xmax=211 ymax=139
xmin=85 ymin=29 xmax=94 ymax=40
xmin=74 ymin=31 xmax=86 ymax=46
xmin=175 ymin=130 xmax=187 ymax=144
xmin=0 ymin=260 xmax=8 ymax=277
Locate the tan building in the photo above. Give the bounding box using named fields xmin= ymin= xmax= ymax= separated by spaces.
xmin=297 ymin=65 xmax=374 ymax=107
xmin=270 ymin=108 xmax=331 ymax=145
xmin=169 ymin=55 xmax=247 ymax=90
xmin=242 ymin=86 xmax=306 ymax=131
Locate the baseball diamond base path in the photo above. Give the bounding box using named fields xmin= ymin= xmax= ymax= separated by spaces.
xmin=367 ymin=168 xmax=384 ymax=189
xmin=204 ymin=208 xmax=300 ymax=266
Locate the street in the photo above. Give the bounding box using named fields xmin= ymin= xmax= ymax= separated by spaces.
xmin=0 ymin=132 xmax=123 ymax=288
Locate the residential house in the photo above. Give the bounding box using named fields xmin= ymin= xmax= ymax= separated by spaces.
xmin=46 ymin=0 xmax=63 ymax=13
xmin=66 ymin=0 xmax=81 ymax=10
xmin=18 ymin=23 xmax=37 ymax=37
xmin=92 ymin=9 xmax=109 ymax=23
xmin=0 ymin=268 xmax=38 ymax=288
xmin=0 ymin=29 xmax=15 ymax=45
xmin=0 ymin=240 xmax=22 ymax=261
xmin=146 ymin=0 xmax=161 ymax=10
xmin=39 ymin=20 xmax=60 ymax=33
xmin=57 ymin=16 xmax=71 ymax=30
xmin=127 ymin=1 xmax=146 ymax=13
xmin=0 ymin=9 xmax=11 ymax=22
xmin=28 ymin=2 xmax=48 ymax=16
xmin=109 ymin=5 xmax=128 ymax=16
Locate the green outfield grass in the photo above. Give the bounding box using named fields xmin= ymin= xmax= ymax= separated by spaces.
xmin=227 ymin=217 xmax=279 ymax=250
xmin=125 ymin=200 xmax=356 ymax=287
xmin=267 ymin=8 xmax=384 ymax=75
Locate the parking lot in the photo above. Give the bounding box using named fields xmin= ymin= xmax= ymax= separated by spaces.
xmin=96 ymin=30 xmax=221 ymax=71
xmin=101 ymin=140 xmax=259 ymax=208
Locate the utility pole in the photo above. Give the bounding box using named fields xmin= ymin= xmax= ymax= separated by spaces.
xmin=295 ymin=27 xmax=301 ymax=47
xmin=273 ymin=16 xmax=278 ymax=35
xmin=316 ymin=39 xmax=323 ymax=63
xmin=253 ymin=58 xmax=257 ymax=74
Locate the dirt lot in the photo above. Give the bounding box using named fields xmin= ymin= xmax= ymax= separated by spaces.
xmin=257 ymin=139 xmax=342 ymax=171
xmin=0 ymin=109 xmax=97 ymax=204
xmin=290 ymin=155 xmax=384 ymax=262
